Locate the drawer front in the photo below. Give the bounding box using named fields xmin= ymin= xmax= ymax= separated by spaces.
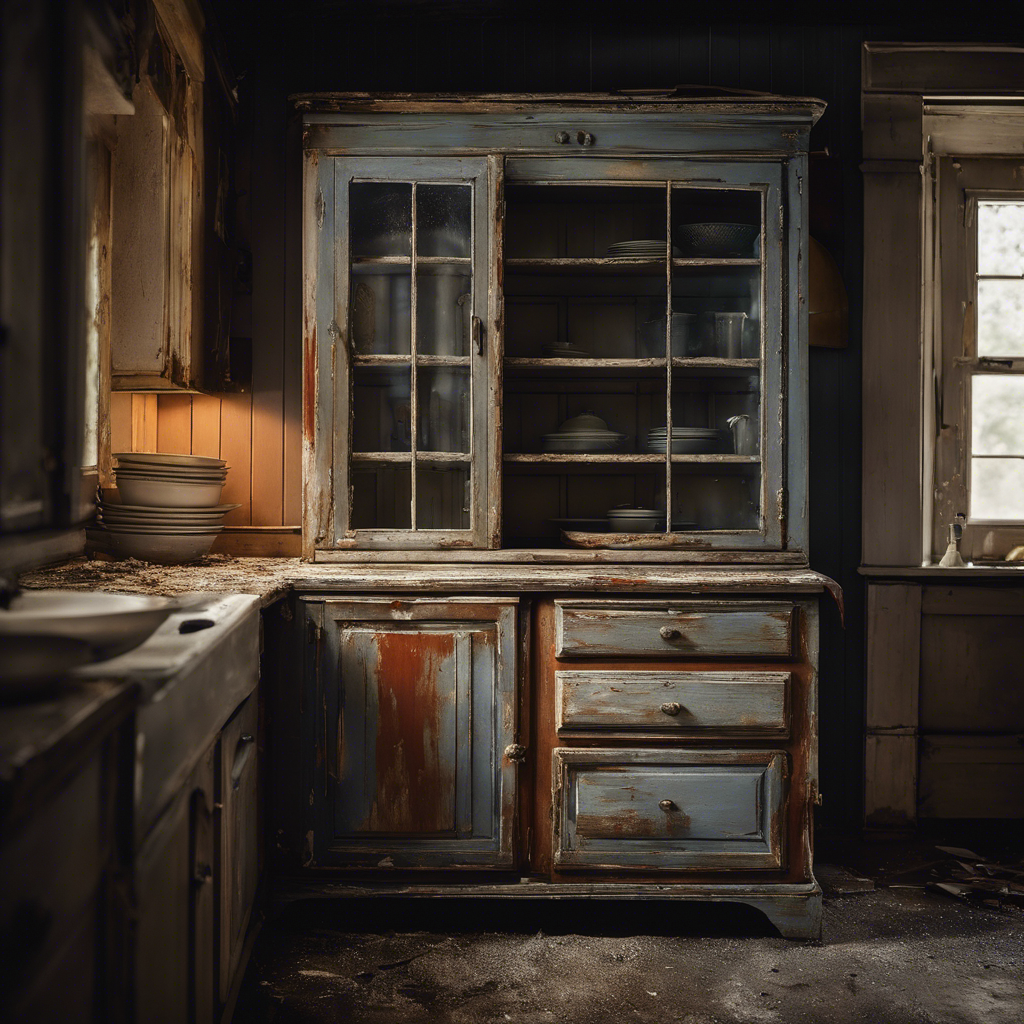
xmin=556 ymin=670 xmax=789 ymax=735
xmin=554 ymin=601 xmax=795 ymax=659
xmin=553 ymin=748 xmax=785 ymax=870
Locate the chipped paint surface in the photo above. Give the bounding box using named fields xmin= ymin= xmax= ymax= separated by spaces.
xmin=366 ymin=630 xmax=457 ymax=834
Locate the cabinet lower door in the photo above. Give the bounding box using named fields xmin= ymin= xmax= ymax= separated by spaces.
xmin=309 ymin=599 xmax=517 ymax=868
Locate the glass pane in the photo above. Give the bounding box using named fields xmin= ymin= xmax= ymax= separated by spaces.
xmin=416 ymin=464 xmax=470 ymax=529
xmin=672 ymin=469 xmax=761 ymax=531
xmin=417 ymin=266 xmax=472 ymax=355
xmin=671 ymin=266 xmax=760 ymax=358
xmin=977 ymin=279 xmax=1024 ymax=357
xmin=417 ymin=366 xmax=470 ymax=453
xmin=978 ymin=201 xmax=1024 ymax=276
xmin=670 ymin=375 xmax=760 ymax=456
xmin=970 ymin=458 xmax=1024 ymax=521
xmin=972 ymin=376 xmax=1024 ymax=455
xmin=672 ymin=187 xmax=762 ymax=259
xmin=350 ymin=183 xmax=411 ymax=257
xmin=353 ymin=366 xmax=411 ymax=452
xmin=417 ymin=185 xmax=471 ymax=258
xmin=350 ymin=268 xmax=410 ymax=355
xmin=351 ymin=464 xmax=411 ymax=529
xmin=505 ymin=183 xmax=666 ymax=259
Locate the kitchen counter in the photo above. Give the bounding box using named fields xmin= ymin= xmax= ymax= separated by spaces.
xmin=20 ymin=555 xmax=842 ymax=607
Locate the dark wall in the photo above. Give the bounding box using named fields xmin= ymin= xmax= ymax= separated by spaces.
xmin=220 ymin=6 xmax=940 ymax=829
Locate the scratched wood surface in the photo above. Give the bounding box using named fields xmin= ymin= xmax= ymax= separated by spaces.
xmin=554 ymin=600 xmax=795 ymax=658
xmin=555 ymin=669 xmax=789 ymax=735
xmin=552 ymin=748 xmax=785 ymax=870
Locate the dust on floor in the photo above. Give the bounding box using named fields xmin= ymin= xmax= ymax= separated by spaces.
xmin=235 ymin=884 xmax=1023 ymax=1024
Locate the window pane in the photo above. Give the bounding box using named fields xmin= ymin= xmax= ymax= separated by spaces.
xmin=416 ymin=463 xmax=470 ymax=529
xmin=351 ymin=464 xmax=412 ymax=529
xmin=351 ymin=268 xmax=411 ymax=355
xmin=353 ymin=366 xmax=411 ymax=452
xmin=350 ymin=183 xmax=411 ymax=257
xmin=417 ymin=366 xmax=470 ymax=453
xmin=977 ymin=279 xmax=1024 ymax=358
xmin=978 ymin=201 xmax=1024 ymax=276
xmin=417 ymin=266 xmax=471 ymax=356
xmin=970 ymin=457 xmax=1024 ymax=520
xmin=972 ymin=376 xmax=1024 ymax=455
xmin=417 ymin=184 xmax=471 ymax=258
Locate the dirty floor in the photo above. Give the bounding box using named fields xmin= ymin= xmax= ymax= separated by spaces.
xmin=236 ymin=838 xmax=1024 ymax=1024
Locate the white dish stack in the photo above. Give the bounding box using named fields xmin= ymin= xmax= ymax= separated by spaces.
xmin=97 ymin=453 xmax=237 ymax=564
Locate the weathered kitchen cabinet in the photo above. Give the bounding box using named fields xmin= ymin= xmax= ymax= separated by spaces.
xmin=301 ymin=598 xmax=517 ymax=867
xmin=291 ymin=94 xmax=832 ymax=939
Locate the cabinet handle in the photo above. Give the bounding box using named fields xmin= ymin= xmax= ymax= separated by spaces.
xmin=577 ymin=130 xmax=594 ymax=146
xmin=660 ymin=701 xmax=682 ymax=716
xmin=555 ymin=130 xmax=570 ymax=144
xmin=231 ymin=734 xmax=255 ymax=790
xmin=193 ymin=862 xmax=213 ymax=885
xmin=504 ymin=743 xmax=527 ymax=763
xmin=658 ymin=799 xmax=677 ymax=812
xmin=659 ymin=626 xmax=682 ymax=641
xmin=471 ymin=315 xmax=484 ymax=356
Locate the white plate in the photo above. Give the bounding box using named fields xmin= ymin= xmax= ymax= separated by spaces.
xmin=101 ymin=523 xmax=224 ymax=535
xmin=115 ymin=466 xmax=228 ymax=480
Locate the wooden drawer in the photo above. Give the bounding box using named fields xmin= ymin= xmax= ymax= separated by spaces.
xmin=555 ymin=670 xmax=789 ymax=736
xmin=554 ymin=600 xmax=796 ymax=659
xmin=553 ymin=748 xmax=785 ymax=870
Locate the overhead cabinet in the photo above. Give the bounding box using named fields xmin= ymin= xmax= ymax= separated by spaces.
xmin=301 ymin=97 xmax=817 ymax=560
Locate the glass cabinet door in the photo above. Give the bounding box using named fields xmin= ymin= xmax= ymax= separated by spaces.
xmin=501 ymin=159 xmax=784 ymax=550
xmin=330 ymin=158 xmax=491 ymax=547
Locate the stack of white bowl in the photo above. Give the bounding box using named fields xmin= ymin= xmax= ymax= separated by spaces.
xmin=97 ymin=453 xmax=237 ymax=564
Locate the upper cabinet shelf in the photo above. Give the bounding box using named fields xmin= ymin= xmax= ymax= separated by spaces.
xmin=301 ymin=97 xmax=820 ymax=560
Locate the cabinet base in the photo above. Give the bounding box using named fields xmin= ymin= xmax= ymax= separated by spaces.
xmin=273 ymin=878 xmax=822 ymax=941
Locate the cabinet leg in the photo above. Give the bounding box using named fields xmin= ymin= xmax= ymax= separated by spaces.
xmin=741 ymin=887 xmax=822 ymax=940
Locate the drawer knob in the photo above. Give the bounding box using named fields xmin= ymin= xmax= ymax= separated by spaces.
xmin=504 ymin=743 xmax=527 ymax=763
xmin=555 ymin=130 xmax=570 ymax=144
xmin=660 ymin=701 xmax=682 ymax=716
xmin=659 ymin=626 xmax=682 ymax=641
xmin=658 ymin=799 xmax=677 ymax=812
xmin=577 ymin=130 xmax=594 ymax=146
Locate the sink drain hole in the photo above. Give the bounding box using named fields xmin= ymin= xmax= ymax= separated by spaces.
xmin=179 ymin=618 xmax=215 ymax=634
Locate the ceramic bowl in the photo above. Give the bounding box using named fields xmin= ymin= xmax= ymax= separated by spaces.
xmin=606 ymin=508 xmax=665 ymax=533
xmin=105 ymin=529 xmax=220 ymax=564
xmin=674 ymin=222 xmax=760 ymax=257
xmin=115 ymin=475 xmax=225 ymax=508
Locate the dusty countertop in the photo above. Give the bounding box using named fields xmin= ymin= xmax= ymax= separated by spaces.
xmin=19 ymin=556 xmax=842 ymax=608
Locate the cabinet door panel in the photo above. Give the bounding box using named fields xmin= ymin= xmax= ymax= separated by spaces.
xmin=310 ymin=599 xmax=517 ymax=868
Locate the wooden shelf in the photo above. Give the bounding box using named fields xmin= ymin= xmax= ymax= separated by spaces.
xmin=352 ymin=355 xmax=470 ymax=367
xmin=505 ymin=257 xmax=760 ymax=275
xmin=504 ymin=453 xmax=759 ymax=464
xmin=352 ymin=452 xmax=471 ymax=464
xmin=503 ymin=357 xmax=760 ymax=377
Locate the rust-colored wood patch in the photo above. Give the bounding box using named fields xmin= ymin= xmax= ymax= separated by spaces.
xmin=367 ymin=630 xmax=457 ymax=834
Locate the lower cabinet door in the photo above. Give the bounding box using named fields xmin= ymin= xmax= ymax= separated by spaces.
xmin=553 ymin=748 xmax=786 ymax=871
xmin=308 ymin=599 xmax=517 ymax=868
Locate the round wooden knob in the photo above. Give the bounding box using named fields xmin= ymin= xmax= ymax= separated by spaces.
xmin=555 ymin=130 xmax=570 ymax=144
xmin=659 ymin=626 xmax=681 ymax=640
xmin=577 ymin=130 xmax=594 ymax=146
xmin=660 ymin=702 xmax=682 ymax=716
xmin=658 ymin=799 xmax=676 ymax=812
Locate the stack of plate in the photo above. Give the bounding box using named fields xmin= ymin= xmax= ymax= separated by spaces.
xmin=97 ymin=453 xmax=235 ymax=564
xmin=606 ymin=507 xmax=665 ymax=533
xmin=646 ymin=427 xmax=727 ymax=454
xmin=606 ymin=240 xmax=682 ymax=258
xmin=542 ymin=413 xmax=625 ymax=453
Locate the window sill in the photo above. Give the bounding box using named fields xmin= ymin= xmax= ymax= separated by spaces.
xmin=860 ymin=563 xmax=1024 ymax=579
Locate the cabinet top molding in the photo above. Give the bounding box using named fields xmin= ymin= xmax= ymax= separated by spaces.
xmin=294 ymin=92 xmax=826 ymax=122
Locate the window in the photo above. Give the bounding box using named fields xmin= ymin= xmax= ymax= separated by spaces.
xmin=933 ymin=160 xmax=1024 ymax=561
xmin=970 ymin=201 xmax=1024 ymax=523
